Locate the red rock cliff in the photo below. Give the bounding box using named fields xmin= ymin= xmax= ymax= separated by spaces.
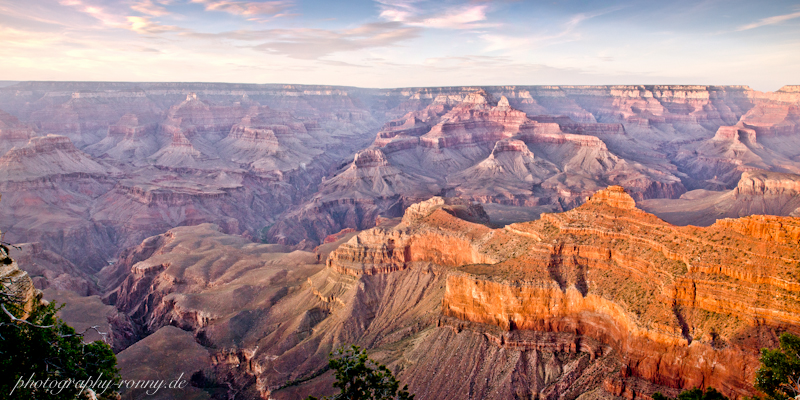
xmin=328 ymin=186 xmax=800 ymax=398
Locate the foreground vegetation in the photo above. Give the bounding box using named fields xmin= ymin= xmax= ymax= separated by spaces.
xmin=307 ymin=345 xmax=414 ymax=400
xmin=0 ymin=247 xmax=120 ymax=400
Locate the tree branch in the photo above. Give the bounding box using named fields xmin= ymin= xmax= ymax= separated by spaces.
xmin=0 ymin=303 xmax=54 ymax=328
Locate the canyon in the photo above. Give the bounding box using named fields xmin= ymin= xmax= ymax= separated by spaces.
xmin=104 ymin=188 xmax=800 ymax=399
xmin=2 ymin=82 xmax=800 ymax=399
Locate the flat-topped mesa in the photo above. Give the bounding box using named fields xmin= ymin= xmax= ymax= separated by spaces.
xmin=559 ymin=122 xmax=626 ymax=135
xmin=490 ymin=138 xmax=531 ymax=155
xmin=400 ymin=196 xmax=489 ymax=225
xmin=376 ymin=117 xmax=430 ymax=141
xmin=13 ymin=135 xmax=76 ymax=154
xmin=114 ymin=113 xmax=140 ymax=128
xmin=460 ymin=90 xmax=492 ymax=108
xmin=0 ymin=135 xmax=110 ymax=181
xmin=107 ymin=113 xmax=157 ymax=138
xmin=353 ymin=148 xmax=390 ymax=169
xmin=734 ymin=170 xmax=800 ymax=196
xmin=163 ymin=93 xmax=250 ymax=134
xmin=713 ymin=124 xmax=759 ymax=143
xmin=519 ymin=124 xmax=610 ymax=148
xmin=585 ymin=185 xmax=637 ymax=209
xmin=226 ymin=125 xmax=280 ymax=146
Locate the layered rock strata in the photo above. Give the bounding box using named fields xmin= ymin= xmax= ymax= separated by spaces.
xmin=109 ymin=188 xmax=800 ymax=399
xmin=325 ymin=188 xmax=800 ymax=398
xmin=269 ymin=90 xmax=688 ymax=245
xmin=640 ymin=169 xmax=800 ymax=226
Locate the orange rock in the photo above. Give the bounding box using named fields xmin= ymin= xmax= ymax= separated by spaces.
xmin=330 ymin=186 xmax=800 ymax=398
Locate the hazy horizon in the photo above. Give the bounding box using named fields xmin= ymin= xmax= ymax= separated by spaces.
xmin=2 ymin=0 xmax=799 ymax=91
xmin=1 ymin=80 xmax=795 ymax=93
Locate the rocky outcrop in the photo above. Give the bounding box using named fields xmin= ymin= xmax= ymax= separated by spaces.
xmin=585 ymin=185 xmax=637 ymax=208
xmin=0 ymin=85 xmax=385 ymax=273
xmin=325 ymin=187 xmax=800 ymax=398
xmin=4 ymin=82 xmax=799 ymax=256
xmin=106 ymin=221 xmax=633 ymax=400
xmin=0 ymin=108 xmax=37 ymax=156
xmin=734 ymin=169 xmax=800 ymax=196
xmin=0 ymin=252 xmax=41 ymax=318
xmin=270 ymin=89 xmax=692 ymax=246
xmin=2 ymin=81 xmax=800 ymax=400
xmin=0 ymin=135 xmax=111 ymax=181
xmin=11 ymin=242 xmax=96 ymax=295
xmin=640 ymin=170 xmax=800 ymax=226
xmin=85 ymin=113 xmax=160 ymax=161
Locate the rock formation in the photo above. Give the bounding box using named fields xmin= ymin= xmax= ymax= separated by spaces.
xmin=0 ymin=108 xmax=37 ymax=156
xmin=0 ymin=241 xmax=42 ymax=317
xmin=104 ymin=188 xmax=800 ymax=399
xmin=268 ymin=90 xmax=689 ymax=245
xmin=640 ymin=169 xmax=800 ymax=225
xmin=322 ymin=187 xmax=800 ymax=399
xmin=0 ymin=85 xmax=383 ymax=271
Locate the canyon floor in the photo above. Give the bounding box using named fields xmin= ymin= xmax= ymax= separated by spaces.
xmin=2 ymin=82 xmax=800 ymax=399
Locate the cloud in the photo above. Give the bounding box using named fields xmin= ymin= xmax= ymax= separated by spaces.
xmin=190 ymin=0 xmax=293 ymax=17
xmin=57 ymin=0 xmax=185 ymax=34
xmin=376 ymin=0 xmax=492 ymax=29
xmin=57 ymin=0 xmax=128 ymax=27
xmin=127 ymin=16 xmax=184 ymax=34
xmin=737 ymin=10 xmax=800 ymax=31
xmin=131 ymin=0 xmax=171 ymax=17
xmin=319 ymin=59 xmax=369 ymax=68
xmin=480 ymin=6 xmax=623 ymax=52
xmin=420 ymin=5 xmax=488 ymax=29
xmin=241 ymin=22 xmax=421 ymax=59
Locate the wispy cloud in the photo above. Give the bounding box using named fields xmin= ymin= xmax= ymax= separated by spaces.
xmin=57 ymin=0 xmax=187 ymax=34
xmin=190 ymin=0 xmax=293 ymax=18
xmin=480 ymin=6 xmax=624 ymax=52
xmin=127 ymin=16 xmax=184 ymax=34
xmin=209 ymin=22 xmax=423 ymax=59
xmin=180 ymin=21 xmax=420 ymax=59
xmin=57 ymin=0 xmax=128 ymax=27
xmin=131 ymin=0 xmax=171 ymax=17
xmin=737 ymin=10 xmax=800 ymax=31
xmin=376 ymin=0 xmax=492 ymax=29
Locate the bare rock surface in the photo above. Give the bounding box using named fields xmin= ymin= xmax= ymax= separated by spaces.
xmin=105 ymin=187 xmax=800 ymax=399
xmin=640 ymin=169 xmax=800 ymax=225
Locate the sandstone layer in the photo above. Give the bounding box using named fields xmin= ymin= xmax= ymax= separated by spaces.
xmin=106 ymin=188 xmax=800 ymax=399
xmin=109 ymin=219 xmax=643 ymax=400
xmin=323 ymin=188 xmax=800 ymax=399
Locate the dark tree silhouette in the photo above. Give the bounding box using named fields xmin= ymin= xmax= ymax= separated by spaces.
xmin=308 ymin=345 xmax=414 ymax=400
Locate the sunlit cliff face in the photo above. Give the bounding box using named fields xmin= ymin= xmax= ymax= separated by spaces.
xmin=326 ymin=189 xmax=800 ymax=398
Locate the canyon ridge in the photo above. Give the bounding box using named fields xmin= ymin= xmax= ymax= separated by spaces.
xmin=2 ymin=82 xmax=800 ymax=399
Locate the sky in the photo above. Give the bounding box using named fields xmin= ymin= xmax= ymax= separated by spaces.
xmin=0 ymin=0 xmax=798 ymax=91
